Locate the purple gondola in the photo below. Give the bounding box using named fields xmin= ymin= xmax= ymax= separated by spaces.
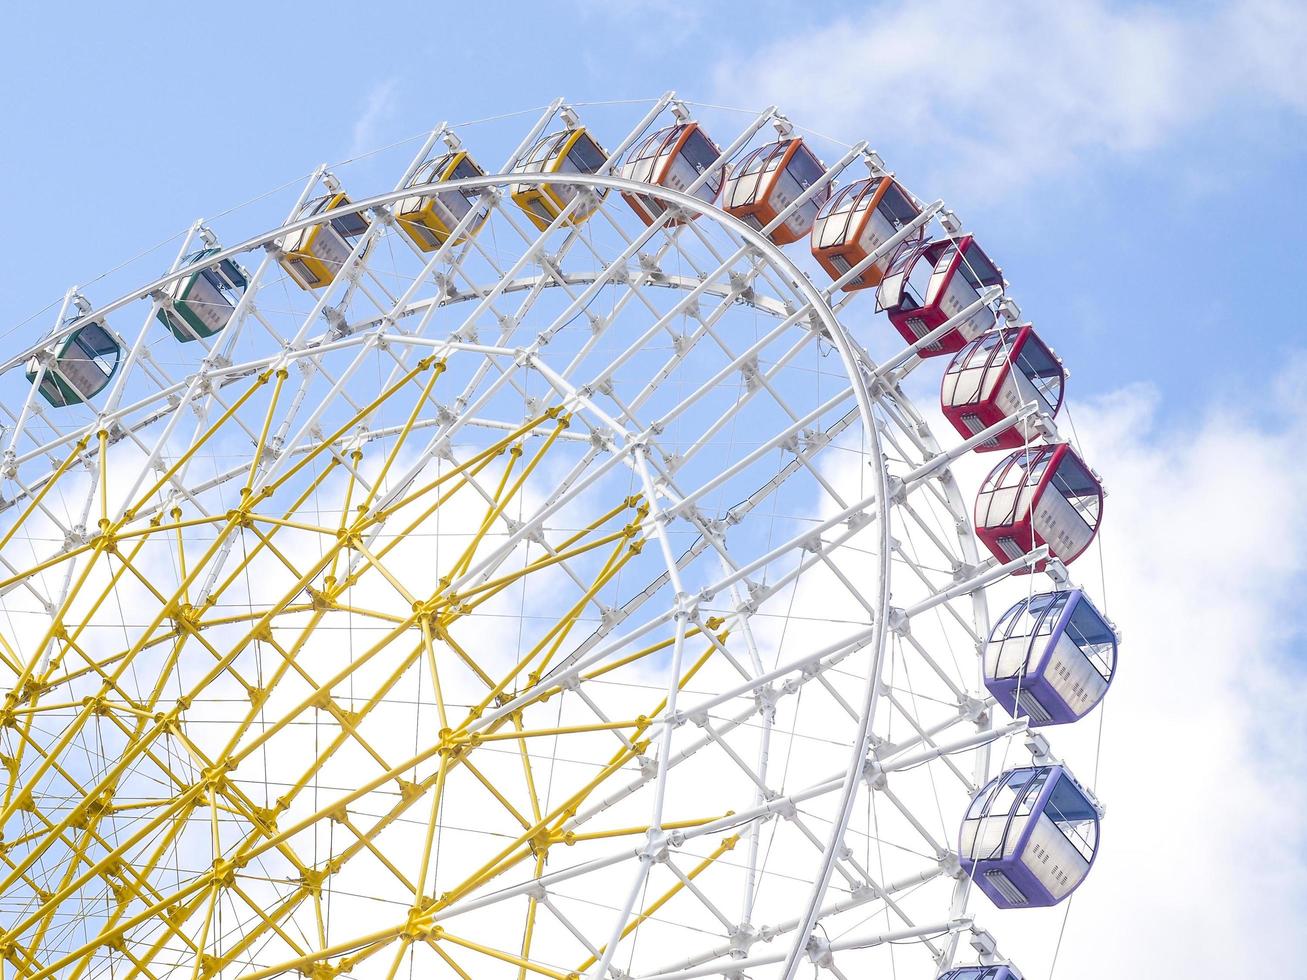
xmin=960 ymin=765 xmax=1100 ymax=909
xmin=984 ymin=590 xmax=1117 ymax=726
xmin=938 ymin=968 xmax=1022 ymax=980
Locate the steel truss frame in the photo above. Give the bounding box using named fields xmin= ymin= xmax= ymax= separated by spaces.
xmin=0 ymin=95 xmax=1055 ymax=980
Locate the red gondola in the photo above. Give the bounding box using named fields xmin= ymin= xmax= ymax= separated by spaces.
xmin=974 ymin=443 xmax=1103 ymax=572
xmin=811 ymin=177 xmax=923 ymax=290
xmin=619 ymin=122 xmax=724 ymax=225
xmin=722 ymin=138 xmax=830 ymax=246
xmin=941 ymin=326 xmax=1065 ymax=450
xmin=875 ymin=235 xmax=1003 ymax=356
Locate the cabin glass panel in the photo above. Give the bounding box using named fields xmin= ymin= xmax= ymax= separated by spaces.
xmin=942 ymin=331 xmax=1006 ymax=407
xmin=877 ymin=242 xmax=935 ymax=313
xmin=1046 ymin=777 xmax=1098 ymax=861
xmin=329 ymin=207 xmax=368 ymax=239
xmin=877 ymin=182 xmax=919 ymax=226
xmin=927 ymin=242 xmax=960 ymax=303
xmin=975 ymin=447 xmax=1050 ymax=529
xmin=938 ymin=969 xmax=1013 ymax=980
xmin=1049 ymin=452 xmax=1101 ymax=534
xmin=725 ymin=143 xmax=785 ymax=209
xmin=71 ymin=323 xmax=119 ymax=370
xmin=813 ymin=182 xmax=869 ymax=249
xmin=785 ymin=143 xmax=824 ymax=189
xmin=1015 ymin=334 xmax=1063 ymax=411
xmin=1065 ymin=598 xmax=1115 ymax=683
xmin=986 ymin=592 xmax=1068 ymax=680
xmin=678 ymin=126 xmax=723 ymax=195
xmin=519 ymin=132 xmax=569 ymax=173
xmin=956 ymin=244 xmax=1002 ymax=289
xmin=962 ymin=769 xmax=1047 ymax=860
xmin=622 ymin=128 xmax=676 ymax=184
xmin=562 ymin=132 xmax=606 ymax=174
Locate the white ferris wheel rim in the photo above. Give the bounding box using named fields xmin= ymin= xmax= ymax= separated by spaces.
xmin=0 ymin=96 xmax=1076 ymax=980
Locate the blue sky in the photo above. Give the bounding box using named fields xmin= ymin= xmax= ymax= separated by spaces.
xmin=3 ymin=0 xmax=1305 ymax=427
xmin=2 ymin=2 xmax=1306 ymax=975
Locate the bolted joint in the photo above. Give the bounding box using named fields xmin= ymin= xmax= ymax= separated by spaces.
xmin=863 ymin=758 xmax=888 ymax=791
xmin=728 ymin=922 xmax=757 ymax=959
xmin=959 ymin=694 xmax=990 ymax=726
xmin=322 ymin=305 xmax=349 ymax=338
xmin=642 ymin=829 xmax=670 ymax=863
xmin=402 ymin=906 xmax=437 ymax=941
xmin=803 ymin=932 xmax=833 ymax=967
xmin=938 ymin=850 xmax=963 ymax=879
xmin=886 ymin=606 xmax=910 ymax=636
xmin=884 ymin=474 xmax=907 ymax=505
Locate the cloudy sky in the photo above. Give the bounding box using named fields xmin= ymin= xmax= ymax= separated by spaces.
xmin=1 ymin=1 xmax=1305 ymax=975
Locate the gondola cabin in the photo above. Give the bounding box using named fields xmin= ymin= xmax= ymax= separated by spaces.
xmin=25 ymin=319 xmax=122 ymax=407
xmin=876 ymin=235 xmax=1003 ymax=355
xmin=985 ymin=590 xmax=1117 ymax=725
xmin=960 ymin=765 xmax=1100 ymax=908
xmin=940 ymin=326 xmax=1064 ymax=450
xmin=938 ymin=968 xmax=1022 ymax=980
xmin=157 ymin=248 xmax=248 ymax=342
xmin=811 ymin=177 xmax=923 ymax=290
xmin=974 ymin=443 xmax=1103 ymax=572
xmin=619 ymin=122 xmax=724 ymax=225
xmin=722 ymin=138 xmax=830 ymax=246
xmin=395 ymin=151 xmax=489 ymax=251
xmin=275 ymin=193 xmax=370 ymax=291
xmin=510 ymin=128 xmax=609 ymax=231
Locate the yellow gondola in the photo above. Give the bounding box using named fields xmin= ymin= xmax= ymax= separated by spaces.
xmin=510 ymin=128 xmax=608 ymax=231
xmin=394 ymin=151 xmax=489 ymax=251
xmin=275 ymin=192 xmax=370 ymax=291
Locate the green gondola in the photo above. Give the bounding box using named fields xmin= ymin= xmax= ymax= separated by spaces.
xmin=157 ymin=248 xmax=248 ymax=342
xmin=25 ymin=319 xmax=122 ymax=407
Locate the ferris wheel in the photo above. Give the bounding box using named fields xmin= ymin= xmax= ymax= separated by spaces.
xmin=0 ymin=94 xmax=1120 ymax=980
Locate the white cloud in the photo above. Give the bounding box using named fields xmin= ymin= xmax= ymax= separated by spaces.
xmin=349 ymin=78 xmax=399 ymax=158
xmin=939 ymin=365 xmax=1307 ymax=975
xmin=711 ymin=0 xmax=1307 ymax=195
